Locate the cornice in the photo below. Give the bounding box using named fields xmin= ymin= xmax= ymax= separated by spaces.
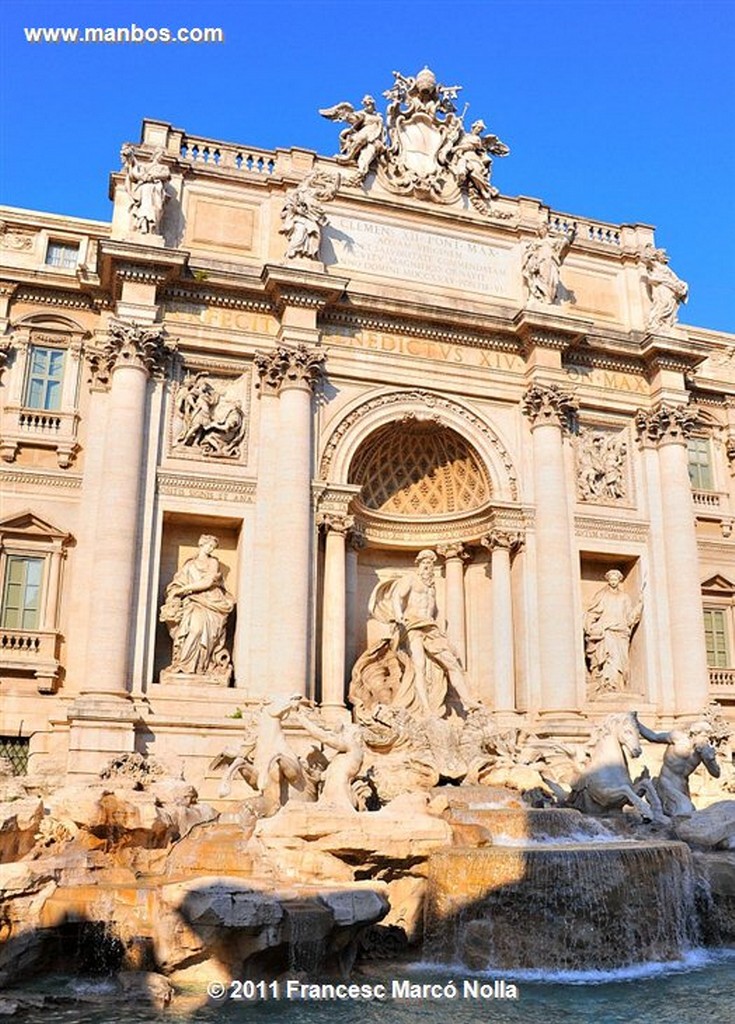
xmin=321 ymin=308 xmax=519 ymax=353
xmin=0 ymin=469 xmax=82 ymax=490
xmin=574 ymin=514 xmax=648 ymax=542
xmin=157 ymin=470 xmax=256 ymax=502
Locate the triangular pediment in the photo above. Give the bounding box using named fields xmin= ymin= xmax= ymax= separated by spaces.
xmin=701 ymin=573 xmax=735 ymax=593
xmin=0 ymin=509 xmax=71 ymax=542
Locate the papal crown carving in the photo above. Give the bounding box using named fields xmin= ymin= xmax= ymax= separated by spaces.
xmin=320 ymin=67 xmax=509 ymax=213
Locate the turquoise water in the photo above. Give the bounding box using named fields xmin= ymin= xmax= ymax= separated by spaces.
xmin=15 ymin=951 xmax=735 ymax=1024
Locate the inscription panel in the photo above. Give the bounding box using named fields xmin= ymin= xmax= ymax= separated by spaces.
xmin=323 ymin=325 xmax=525 ymax=370
xmin=324 ymin=215 xmax=515 ymax=299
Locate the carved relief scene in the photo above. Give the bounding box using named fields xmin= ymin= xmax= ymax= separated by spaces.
xmin=575 ymin=425 xmax=630 ymax=504
xmin=169 ymin=369 xmax=249 ymax=461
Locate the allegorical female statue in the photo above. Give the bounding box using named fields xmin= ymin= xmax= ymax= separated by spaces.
xmin=160 ymin=535 xmax=235 ymax=683
xmin=583 ymin=569 xmax=643 ymax=695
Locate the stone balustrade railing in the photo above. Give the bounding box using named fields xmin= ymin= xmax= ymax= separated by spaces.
xmin=179 ymin=136 xmax=276 ymax=175
xmin=0 ymin=628 xmax=58 ymax=660
xmin=709 ymin=667 xmax=735 ymax=690
xmin=693 ymin=489 xmax=726 ymax=510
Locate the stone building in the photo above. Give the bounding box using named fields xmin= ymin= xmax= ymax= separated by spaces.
xmin=1 ymin=69 xmax=734 ymax=793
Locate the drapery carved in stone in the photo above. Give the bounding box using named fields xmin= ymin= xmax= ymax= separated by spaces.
xmin=521 ymin=383 xmax=578 ymax=430
xmin=88 ymin=319 xmax=175 ymax=385
xmin=348 ymin=420 xmax=490 ymax=517
xmin=254 ymin=344 xmax=325 ymax=394
xmin=576 ymin=428 xmax=628 ymax=503
xmin=173 ymin=372 xmax=247 ymax=459
xmin=280 ymin=170 xmax=340 ymax=260
xmin=640 ymin=245 xmax=688 ymax=331
xmin=635 ymin=402 xmax=699 ymax=445
xmin=120 ymin=146 xmax=172 ymax=237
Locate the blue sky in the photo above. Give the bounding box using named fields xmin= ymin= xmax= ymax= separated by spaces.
xmin=1 ymin=0 xmax=733 ymax=332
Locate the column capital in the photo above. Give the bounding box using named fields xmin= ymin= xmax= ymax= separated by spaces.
xmin=254 ymin=343 xmax=326 ymax=394
xmin=317 ymin=511 xmax=354 ymax=536
xmin=437 ymin=541 xmax=471 ymax=562
xmin=88 ymin=319 xmax=175 ymax=387
xmin=480 ymin=530 xmax=524 ymax=554
xmin=634 ymin=401 xmax=699 ymax=447
xmin=0 ymin=338 xmax=11 ymax=382
xmin=521 ymin=382 xmax=578 ymax=431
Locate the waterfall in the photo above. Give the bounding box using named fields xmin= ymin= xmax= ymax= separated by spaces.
xmin=425 ymin=841 xmax=700 ymax=971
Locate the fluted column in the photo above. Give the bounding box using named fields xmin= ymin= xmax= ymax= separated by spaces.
xmin=318 ymin=513 xmax=354 ymax=708
xmin=522 ymin=383 xmax=579 ymax=714
xmin=269 ymin=345 xmax=325 ymax=696
xmin=636 ymin=403 xmax=709 ymax=713
xmin=482 ymin=530 xmax=523 ymax=712
xmin=82 ymin=321 xmax=174 ymax=697
xmin=437 ymin=542 xmax=469 ymax=664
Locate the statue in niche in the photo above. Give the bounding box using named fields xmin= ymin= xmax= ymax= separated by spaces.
xmin=577 ymin=429 xmax=628 ymax=502
xmin=121 ymin=146 xmax=171 ymax=236
xmin=279 ymin=169 xmax=340 ymax=260
xmin=522 ymin=221 xmax=576 ymax=304
xmin=634 ymin=714 xmax=721 ymax=817
xmin=160 ymin=534 xmax=235 ymax=683
xmin=174 ymin=372 xmax=246 ymax=459
xmin=583 ymin=570 xmax=643 ymax=695
xmin=318 ymin=95 xmax=385 ymax=184
xmin=349 ymin=549 xmax=478 ymax=718
xmin=640 ymin=245 xmax=688 ymax=330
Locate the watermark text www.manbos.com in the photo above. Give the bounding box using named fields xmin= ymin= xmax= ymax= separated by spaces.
xmin=206 ymin=978 xmax=520 ymax=1003
xmin=23 ymin=24 xmax=225 ymax=45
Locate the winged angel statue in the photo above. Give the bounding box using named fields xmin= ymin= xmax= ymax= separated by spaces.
xmin=320 ymin=67 xmax=509 ymax=211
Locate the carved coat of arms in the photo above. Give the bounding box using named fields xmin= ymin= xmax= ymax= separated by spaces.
xmin=320 ymin=66 xmax=509 ymax=213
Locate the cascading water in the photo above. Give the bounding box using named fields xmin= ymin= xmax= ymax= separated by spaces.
xmin=425 ymin=807 xmax=701 ymax=971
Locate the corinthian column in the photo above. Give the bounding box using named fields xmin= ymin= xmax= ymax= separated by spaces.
xmin=522 ymin=383 xmax=579 ymax=715
xmin=248 ymin=350 xmax=285 ymax=695
xmin=482 ymin=530 xmax=523 ymax=712
xmin=636 ymin=403 xmax=709 ymax=714
xmin=437 ymin=542 xmax=469 ymax=664
xmin=318 ymin=513 xmax=353 ymax=709
xmin=82 ymin=321 xmax=175 ymax=698
xmin=269 ymin=345 xmax=325 ymax=696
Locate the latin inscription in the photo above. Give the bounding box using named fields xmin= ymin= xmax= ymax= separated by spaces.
xmin=164 ymin=303 xmax=279 ymax=336
xmin=324 ymin=215 xmax=514 ymax=298
xmin=323 ymin=325 xmax=524 ymax=371
xmin=565 ymin=364 xmax=648 ymax=395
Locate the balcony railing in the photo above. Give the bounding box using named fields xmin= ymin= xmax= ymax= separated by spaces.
xmin=709 ymin=667 xmax=735 ymax=692
xmin=1 ymin=628 xmax=61 ymax=693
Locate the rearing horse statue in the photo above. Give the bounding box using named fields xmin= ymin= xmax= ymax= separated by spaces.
xmin=568 ymin=711 xmax=667 ymax=822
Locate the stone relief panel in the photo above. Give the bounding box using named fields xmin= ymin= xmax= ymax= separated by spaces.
xmin=168 ymin=369 xmax=250 ymax=462
xmin=575 ymin=426 xmax=631 ymax=505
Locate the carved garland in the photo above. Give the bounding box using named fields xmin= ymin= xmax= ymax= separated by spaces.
xmin=319 ymin=389 xmax=518 ymax=500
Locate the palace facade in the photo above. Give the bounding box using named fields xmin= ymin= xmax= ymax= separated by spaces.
xmin=1 ymin=71 xmax=734 ymax=794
